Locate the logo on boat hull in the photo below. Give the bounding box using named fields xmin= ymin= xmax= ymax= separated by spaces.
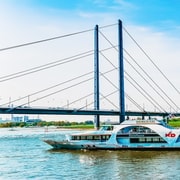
xmin=165 ymin=132 xmax=176 ymax=137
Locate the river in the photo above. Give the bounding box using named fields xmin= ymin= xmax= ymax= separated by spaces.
xmin=0 ymin=127 xmax=179 ymax=180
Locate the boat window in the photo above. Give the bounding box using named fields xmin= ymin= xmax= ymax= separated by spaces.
xmin=71 ymin=136 xmax=76 ymax=140
xmin=76 ymin=136 xmax=80 ymax=140
xmin=94 ymin=135 xmax=101 ymax=140
xmin=118 ymin=126 xmax=156 ymax=134
xmin=130 ymin=138 xmax=138 ymax=143
xmin=139 ymin=138 xmax=146 ymax=142
xmin=153 ymin=138 xmax=160 ymax=142
xmin=71 ymin=134 xmax=111 ymax=141
xmin=130 ymin=137 xmax=167 ymax=143
xmin=146 ymin=138 xmax=152 ymax=142
xmin=101 ymin=135 xmax=111 ymax=141
xmin=87 ymin=136 xmax=93 ymax=140
xmin=81 ymin=136 xmax=86 ymax=140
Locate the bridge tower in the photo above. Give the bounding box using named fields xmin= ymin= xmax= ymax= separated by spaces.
xmin=94 ymin=24 xmax=100 ymax=129
xmin=118 ymin=20 xmax=125 ymax=123
xmin=94 ymin=20 xmax=125 ymax=129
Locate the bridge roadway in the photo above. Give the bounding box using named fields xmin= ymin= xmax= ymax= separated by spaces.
xmin=0 ymin=106 xmax=180 ymax=117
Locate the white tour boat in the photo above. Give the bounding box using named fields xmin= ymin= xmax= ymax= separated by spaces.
xmin=43 ymin=119 xmax=180 ymax=150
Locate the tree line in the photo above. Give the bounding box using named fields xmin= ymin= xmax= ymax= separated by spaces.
xmin=0 ymin=118 xmax=179 ymax=128
xmin=0 ymin=120 xmax=94 ymax=128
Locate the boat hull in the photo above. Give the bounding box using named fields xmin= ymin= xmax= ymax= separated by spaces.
xmin=44 ymin=140 xmax=180 ymax=150
xmin=44 ymin=140 xmax=85 ymax=150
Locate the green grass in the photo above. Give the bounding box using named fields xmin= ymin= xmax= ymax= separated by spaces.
xmin=168 ymin=119 xmax=180 ymax=128
xmin=168 ymin=122 xmax=180 ymax=128
xmin=57 ymin=124 xmax=94 ymax=129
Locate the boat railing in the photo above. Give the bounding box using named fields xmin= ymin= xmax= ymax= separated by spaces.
xmin=136 ymin=119 xmax=156 ymax=124
xmin=117 ymin=130 xmax=156 ymax=135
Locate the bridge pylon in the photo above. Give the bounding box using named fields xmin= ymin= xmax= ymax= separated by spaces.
xmin=94 ymin=20 xmax=125 ymax=129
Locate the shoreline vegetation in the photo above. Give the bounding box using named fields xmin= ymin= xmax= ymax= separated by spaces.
xmin=0 ymin=119 xmax=180 ymax=129
xmin=0 ymin=120 xmax=94 ymax=129
xmin=167 ymin=118 xmax=180 ymax=128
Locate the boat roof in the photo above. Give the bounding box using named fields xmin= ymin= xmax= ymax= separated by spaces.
xmin=104 ymin=119 xmax=162 ymax=126
xmin=121 ymin=119 xmax=160 ymax=125
xmin=111 ymin=119 xmax=174 ymax=129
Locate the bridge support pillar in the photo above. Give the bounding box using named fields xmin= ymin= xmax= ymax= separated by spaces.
xmin=119 ymin=19 xmax=125 ymax=123
xmin=94 ymin=24 xmax=100 ymax=129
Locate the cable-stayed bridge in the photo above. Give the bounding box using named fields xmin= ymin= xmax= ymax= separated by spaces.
xmin=0 ymin=20 xmax=179 ymax=128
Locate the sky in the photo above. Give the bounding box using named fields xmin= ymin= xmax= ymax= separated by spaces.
xmin=0 ymin=0 xmax=180 ymax=121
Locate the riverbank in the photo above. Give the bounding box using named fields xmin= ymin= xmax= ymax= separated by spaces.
xmin=0 ymin=119 xmax=180 ymax=129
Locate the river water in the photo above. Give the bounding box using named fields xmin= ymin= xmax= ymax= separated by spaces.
xmin=0 ymin=127 xmax=179 ymax=180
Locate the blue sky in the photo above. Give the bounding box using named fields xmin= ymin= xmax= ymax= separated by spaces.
xmin=0 ymin=0 xmax=180 ymax=121
xmin=0 ymin=0 xmax=179 ymax=50
xmin=1 ymin=0 xmax=180 ymax=40
xmin=1 ymin=0 xmax=180 ymax=28
xmin=3 ymin=0 xmax=180 ymax=32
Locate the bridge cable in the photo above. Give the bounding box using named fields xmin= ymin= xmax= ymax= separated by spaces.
xmin=123 ymin=26 xmax=180 ymax=95
xmin=0 ymin=71 xmax=93 ymax=107
xmin=0 ymin=46 xmax=117 ymax=83
xmin=99 ymin=30 xmax=179 ymax=112
xmin=62 ymin=92 xmax=94 ymax=109
xmin=0 ymin=50 xmax=93 ymax=83
xmin=125 ymin=73 xmax=166 ymax=112
xmin=78 ymin=90 xmax=119 ymax=110
xmin=100 ymin=52 xmax=160 ymax=113
xmin=64 ymin=68 xmax=120 ymax=110
xmin=124 ymin=49 xmax=179 ymax=112
xmin=3 ymin=67 xmax=118 ymax=108
xmin=99 ymin=52 xmax=146 ymax=111
xmin=9 ymin=76 xmax=94 ymax=108
xmin=0 ymin=29 xmax=93 ymax=52
xmin=1 ymin=47 xmax=119 ymax=107
xmin=0 ymin=23 xmax=116 ymax=52
xmin=99 ymin=46 xmax=160 ymax=112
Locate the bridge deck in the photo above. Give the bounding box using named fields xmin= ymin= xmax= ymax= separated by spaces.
xmin=0 ymin=107 xmax=179 ymax=117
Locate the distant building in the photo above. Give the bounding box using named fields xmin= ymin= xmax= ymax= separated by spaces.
xmin=0 ymin=115 xmax=42 ymax=124
xmin=12 ymin=116 xmax=23 ymax=122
